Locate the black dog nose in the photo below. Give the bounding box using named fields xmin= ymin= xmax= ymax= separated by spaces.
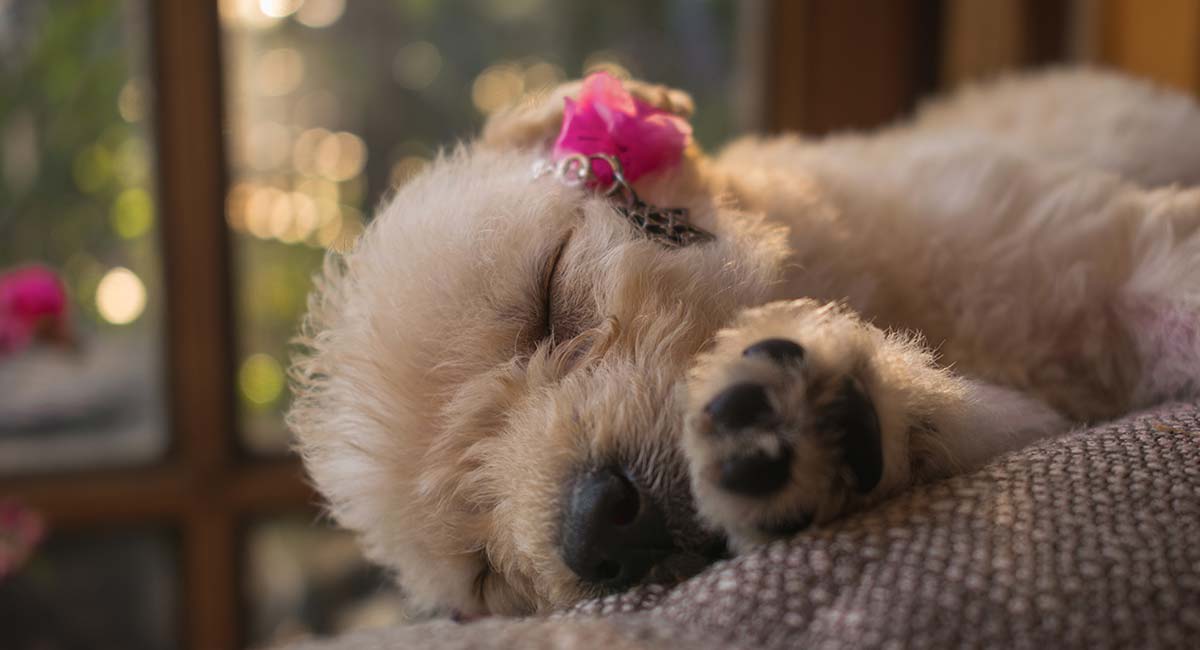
xmin=705 ymin=382 xmax=774 ymax=430
xmin=559 ymin=467 xmax=674 ymax=588
xmin=743 ymin=338 xmax=805 ymax=365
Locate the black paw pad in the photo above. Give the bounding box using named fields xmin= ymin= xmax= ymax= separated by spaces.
xmin=705 ymin=382 xmax=773 ymax=430
xmin=820 ymin=377 xmax=883 ymax=493
xmin=743 ymin=338 xmax=805 ymax=366
xmin=718 ymin=447 xmax=793 ymax=496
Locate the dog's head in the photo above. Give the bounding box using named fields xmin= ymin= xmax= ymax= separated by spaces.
xmin=289 ymin=86 xmax=791 ymax=616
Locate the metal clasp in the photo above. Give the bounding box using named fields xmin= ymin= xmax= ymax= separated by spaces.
xmin=532 ymin=154 xmax=715 ymax=248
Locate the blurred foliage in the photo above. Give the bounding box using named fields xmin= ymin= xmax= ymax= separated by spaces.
xmin=0 ymin=0 xmax=160 ymax=333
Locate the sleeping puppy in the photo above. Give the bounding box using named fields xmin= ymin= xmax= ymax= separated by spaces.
xmin=288 ymin=69 xmax=1200 ymax=618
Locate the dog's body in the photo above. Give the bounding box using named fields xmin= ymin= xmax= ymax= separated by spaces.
xmin=289 ymin=69 xmax=1200 ymax=618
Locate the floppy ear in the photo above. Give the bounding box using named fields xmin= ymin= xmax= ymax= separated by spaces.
xmin=481 ymin=78 xmax=694 ymax=151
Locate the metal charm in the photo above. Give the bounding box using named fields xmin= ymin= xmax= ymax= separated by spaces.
xmin=616 ymin=196 xmax=714 ymax=248
xmin=533 ymin=153 xmax=715 ymax=249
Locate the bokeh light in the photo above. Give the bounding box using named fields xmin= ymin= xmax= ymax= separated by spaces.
xmin=583 ymin=50 xmax=633 ymax=79
xmin=267 ymin=191 xmax=296 ymax=241
xmin=95 ymin=267 xmax=147 ymax=325
xmin=239 ymin=353 xmax=286 ymax=406
xmin=256 ymin=48 xmax=305 ymax=97
xmin=259 ymin=0 xmax=301 ymax=19
xmin=227 ymin=179 xmax=352 ymax=250
xmin=314 ymin=131 xmax=366 ymax=182
xmin=294 ymin=176 xmax=338 ymax=203
xmin=113 ymin=137 xmax=150 ymax=187
xmin=219 ymin=0 xmax=282 ymax=29
xmin=329 ymin=206 xmax=363 ymax=252
xmin=226 ymin=182 xmax=253 ymax=231
xmin=110 ymin=188 xmax=154 ymax=239
xmin=471 ymin=63 xmax=525 ymax=114
xmin=389 ymin=155 xmax=428 ymax=188
xmin=117 ymin=79 xmax=146 ymax=123
xmin=295 ymin=0 xmax=345 ymax=28
xmin=291 ymin=127 xmax=327 ymax=176
xmin=244 ymin=185 xmax=284 ymax=239
xmin=523 ymin=61 xmax=566 ymax=93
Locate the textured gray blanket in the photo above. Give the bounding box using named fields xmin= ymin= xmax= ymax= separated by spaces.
xmin=294 ymin=402 xmax=1200 ymax=649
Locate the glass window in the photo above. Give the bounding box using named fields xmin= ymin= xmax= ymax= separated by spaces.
xmin=221 ymin=0 xmax=758 ymax=453
xmin=0 ymin=527 xmax=179 ymax=650
xmin=243 ymin=514 xmax=405 ymax=647
xmin=0 ymin=1 xmax=167 ymax=473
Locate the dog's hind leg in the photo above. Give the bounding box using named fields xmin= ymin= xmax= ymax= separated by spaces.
xmin=910 ymin=69 xmax=1200 ymax=187
xmin=1113 ymin=187 xmax=1200 ymax=405
xmin=895 ymin=178 xmax=1200 ymax=419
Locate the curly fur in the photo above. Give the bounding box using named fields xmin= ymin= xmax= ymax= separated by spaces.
xmin=289 ymin=68 xmax=1200 ymax=617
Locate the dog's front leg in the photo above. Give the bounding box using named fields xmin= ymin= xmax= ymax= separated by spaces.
xmin=682 ymin=299 xmax=1067 ymax=550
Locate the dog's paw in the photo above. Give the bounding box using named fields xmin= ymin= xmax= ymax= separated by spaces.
xmin=683 ymin=300 xmax=910 ymax=550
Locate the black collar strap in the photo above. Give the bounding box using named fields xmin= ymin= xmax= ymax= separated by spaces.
xmin=534 ymin=153 xmax=715 ymax=249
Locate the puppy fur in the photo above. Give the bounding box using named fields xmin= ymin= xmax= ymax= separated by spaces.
xmin=289 ymin=69 xmax=1200 ymax=617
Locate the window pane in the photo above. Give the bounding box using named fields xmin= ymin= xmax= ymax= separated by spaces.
xmin=244 ymin=514 xmax=405 ymax=647
xmin=0 ymin=527 xmax=179 ymax=650
xmin=222 ymin=0 xmax=758 ymax=454
xmin=0 ymin=1 xmax=167 ymax=473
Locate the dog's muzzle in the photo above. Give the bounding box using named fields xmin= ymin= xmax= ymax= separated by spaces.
xmin=558 ymin=465 xmax=675 ymax=589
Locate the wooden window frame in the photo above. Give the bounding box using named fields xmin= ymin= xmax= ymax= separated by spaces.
xmin=1100 ymin=0 xmax=1200 ymax=94
xmin=767 ymin=0 xmax=943 ymax=135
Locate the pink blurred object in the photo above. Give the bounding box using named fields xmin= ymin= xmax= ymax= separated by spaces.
xmin=0 ymin=265 xmax=70 ymax=357
xmin=0 ymin=499 xmax=46 ymax=580
xmin=552 ymin=72 xmax=692 ymax=186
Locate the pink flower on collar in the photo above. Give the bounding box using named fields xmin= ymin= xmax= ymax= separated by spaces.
xmin=552 ymin=72 xmax=692 ymax=186
xmin=0 ymin=265 xmax=69 ymax=357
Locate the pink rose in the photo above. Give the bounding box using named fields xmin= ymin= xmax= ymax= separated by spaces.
xmin=552 ymin=72 xmax=692 ymax=186
xmin=0 ymin=265 xmax=69 ymax=357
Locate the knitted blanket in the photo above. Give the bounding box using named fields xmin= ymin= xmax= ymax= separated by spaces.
xmin=292 ymin=402 xmax=1200 ymax=649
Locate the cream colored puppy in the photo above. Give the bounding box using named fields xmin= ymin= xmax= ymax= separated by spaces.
xmin=288 ymin=69 xmax=1200 ymax=618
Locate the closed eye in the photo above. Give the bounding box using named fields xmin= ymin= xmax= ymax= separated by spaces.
xmin=540 ymin=232 xmax=571 ymax=344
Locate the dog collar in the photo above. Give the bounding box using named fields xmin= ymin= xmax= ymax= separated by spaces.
xmin=533 ymin=153 xmax=714 ymax=249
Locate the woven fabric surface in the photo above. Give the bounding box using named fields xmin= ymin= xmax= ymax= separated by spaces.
xmin=292 ymin=402 xmax=1200 ymax=650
